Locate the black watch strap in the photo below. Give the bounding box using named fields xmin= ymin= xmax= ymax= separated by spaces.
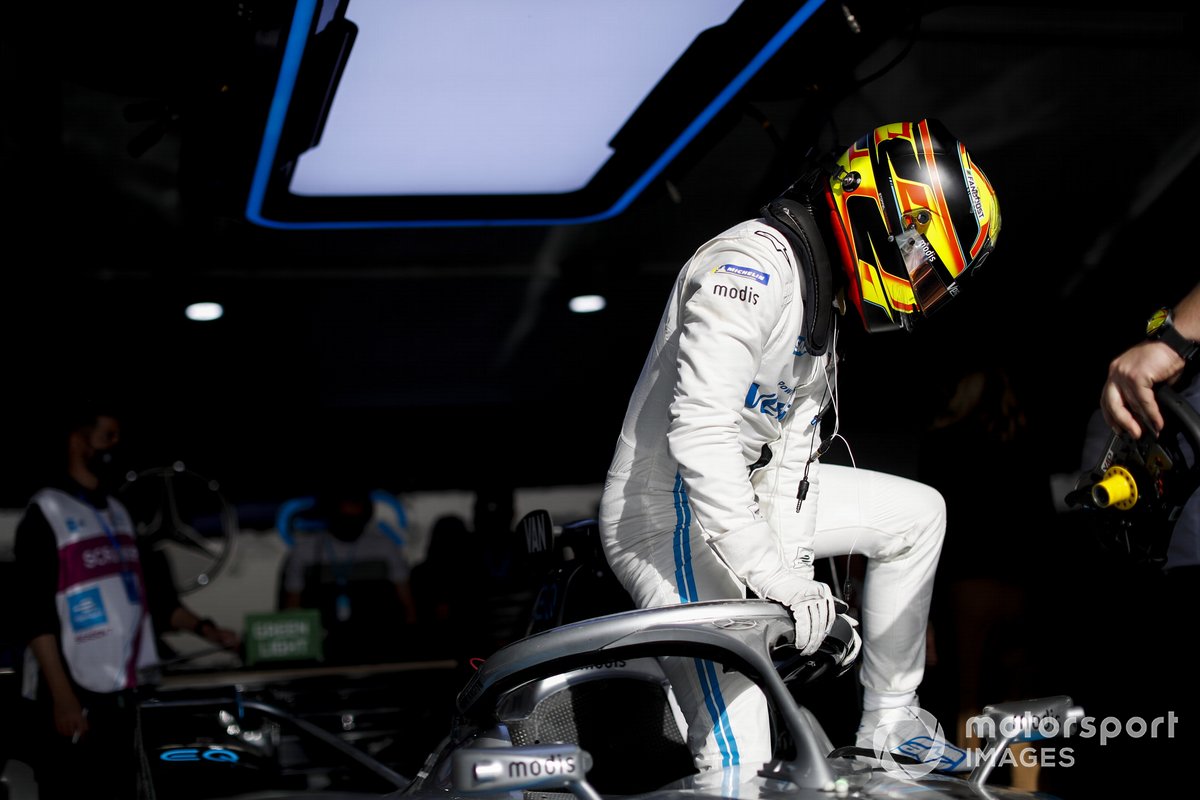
xmin=1147 ymin=307 xmax=1199 ymax=361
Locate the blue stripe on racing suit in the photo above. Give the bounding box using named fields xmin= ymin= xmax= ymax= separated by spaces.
xmin=673 ymin=473 xmax=740 ymax=766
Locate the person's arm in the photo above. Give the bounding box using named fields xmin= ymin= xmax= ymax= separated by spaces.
xmin=395 ymin=581 xmax=417 ymax=626
xmin=13 ymin=504 xmax=64 ymax=645
xmin=139 ymin=541 xmax=240 ymax=648
xmin=280 ymin=544 xmax=308 ymax=610
xmin=167 ymin=605 xmax=240 ymax=648
xmin=1101 ymin=282 xmax=1200 ymax=438
xmin=667 ymin=229 xmax=836 ymax=654
xmin=14 ymin=503 xmax=88 ymax=739
xmin=668 ymin=235 xmax=785 ymax=540
xmin=377 ymin=531 xmax=418 ymax=625
xmin=28 ymin=634 xmax=88 ymax=739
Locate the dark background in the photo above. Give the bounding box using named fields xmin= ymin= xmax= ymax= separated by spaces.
xmin=2 ymin=0 xmax=1197 ymax=506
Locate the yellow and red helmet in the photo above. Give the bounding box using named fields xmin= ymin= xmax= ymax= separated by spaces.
xmin=825 ymin=119 xmax=1000 ymax=333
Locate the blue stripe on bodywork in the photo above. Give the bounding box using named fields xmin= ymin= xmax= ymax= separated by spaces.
xmin=672 ymin=474 xmax=739 ymax=766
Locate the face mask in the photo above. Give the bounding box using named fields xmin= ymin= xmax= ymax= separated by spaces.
xmin=328 ymin=512 xmax=369 ymax=543
xmin=87 ymin=445 xmax=128 ymax=490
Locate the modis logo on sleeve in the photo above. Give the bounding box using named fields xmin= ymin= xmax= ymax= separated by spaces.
xmin=712 ymin=283 xmax=760 ymax=305
xmin=713 ymin=264 xmax=770 ymax=285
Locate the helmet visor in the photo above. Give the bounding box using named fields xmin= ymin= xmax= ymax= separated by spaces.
xmin=894 ymin=227 xmax=957 ymax=316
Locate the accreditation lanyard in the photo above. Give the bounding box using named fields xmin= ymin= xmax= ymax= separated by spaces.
xmin=323 ymin=535 xmax=355 ymax=622
xmin=80 ymin=497 xmax=142 ymax=606
xmin=78 ymin=495 xmax=147 ymax=689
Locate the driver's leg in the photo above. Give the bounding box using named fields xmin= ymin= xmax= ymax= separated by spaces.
xmin=809 ymin=465 xmax=945 ymax=725
xmin=601 ymin=474 xmax=772 ymax=773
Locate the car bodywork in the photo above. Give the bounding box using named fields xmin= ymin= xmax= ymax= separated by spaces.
xmin=406 ymin=598 xmax=1081 ymax=800
xmin=130 ymin=593 xmax=1081 ymax=800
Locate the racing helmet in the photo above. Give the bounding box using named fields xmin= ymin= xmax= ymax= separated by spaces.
xmin=825 ymin=119 xmax=1000 ymax=333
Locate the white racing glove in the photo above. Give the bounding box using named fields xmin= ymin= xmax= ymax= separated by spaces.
xmin=708 ymin=523 xmax=836 ymax=655
xmin=838 ymin=611 xmax=863 ymax=667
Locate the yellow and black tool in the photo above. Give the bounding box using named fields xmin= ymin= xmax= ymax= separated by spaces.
xmin=1065 ymin=383 xmax=1200 ymax=569
xmin=1090 ymin=465 xmax=1139 ymax=510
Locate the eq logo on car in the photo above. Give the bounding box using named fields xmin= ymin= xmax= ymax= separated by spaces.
xmin=159 ymin=748 xmax=241 ymax=764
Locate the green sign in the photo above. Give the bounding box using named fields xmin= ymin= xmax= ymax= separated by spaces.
xmin=244 ymin=610 xmax=323 ymax=666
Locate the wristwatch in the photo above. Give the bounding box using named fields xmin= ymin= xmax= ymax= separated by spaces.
xmin=1146 ymin=307 xmax=1199 ymax=361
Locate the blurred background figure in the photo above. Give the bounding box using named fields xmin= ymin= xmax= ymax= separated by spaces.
xmin=279 ymin=483 xmax=416 ymax=665
xmin=917 ymin=364 xmax=1053 ymax=789
xmin=407 ymin=484 xmax=539 ymax=664
xmin=469 ymin=482 xmax=539 ymax=657
xmin=12 ymin=403 xmax=239 ymax=799
xmin=409 ymin=513 xmax=479 ymax=661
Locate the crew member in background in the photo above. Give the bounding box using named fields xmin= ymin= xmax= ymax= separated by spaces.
xmin=13 ymin=405 xmax=239 ymax=799
xmin=280 ymin=484 xmax=417 ymax=663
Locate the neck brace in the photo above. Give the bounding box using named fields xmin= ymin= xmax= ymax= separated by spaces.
xmin=758 ymin=197 xmax=836 ymax=356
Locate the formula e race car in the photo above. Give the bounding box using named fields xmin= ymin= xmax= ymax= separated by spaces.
xmin=132 ymin=596 xmax=1082 ymax=800
xmin=121 ymin=500 xmax=1093 ymax=800
xmin=407 ymin=598 xmax=1082 ymax=800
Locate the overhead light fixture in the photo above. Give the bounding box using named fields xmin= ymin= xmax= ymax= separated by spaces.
xmin=289 ymin=1 xmax=741 ymax=197
xmin=245 ymin=0 xmax=828 ymax=229
xmin=568 ymin=294 xmax=607 ymax=314
xmin=185 ymin=302 xmax=224 ymax=322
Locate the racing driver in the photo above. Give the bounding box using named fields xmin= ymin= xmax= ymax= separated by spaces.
xmin=598 ymin=118 xmax=1001 ymax=772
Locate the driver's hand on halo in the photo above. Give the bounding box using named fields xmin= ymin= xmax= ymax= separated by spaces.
xmin=709 ymin=527 xmax=836 ymax=655
xmin=783 ymin=580 xmax=838 ymax=656
xmin=831 ymin=598 xmax=862 ymax=667
xmin=1101 ymin=339 xmax=1187 ymax=439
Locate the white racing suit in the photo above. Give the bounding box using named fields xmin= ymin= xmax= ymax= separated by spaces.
xmin=598 ymin=218 xmax=945 ymax=772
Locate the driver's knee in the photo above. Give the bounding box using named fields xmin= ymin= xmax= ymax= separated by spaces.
xmin=918 ymin=483 xmax=947 ymax=546
xmin=877 ymin=482 xmax=946 ymax=563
